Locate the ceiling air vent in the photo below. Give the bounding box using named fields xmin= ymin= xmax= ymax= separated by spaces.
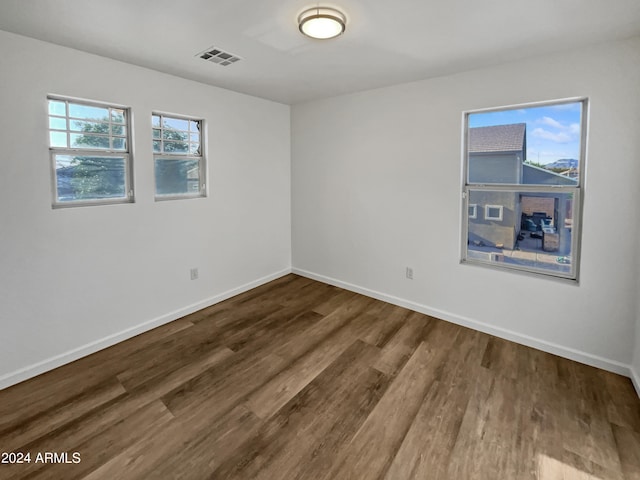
xmin=196 ymin=46 xmax=242 ymax=66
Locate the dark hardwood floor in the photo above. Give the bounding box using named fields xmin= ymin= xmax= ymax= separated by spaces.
xmin=1 ymin=274 xmax=639 ymax=479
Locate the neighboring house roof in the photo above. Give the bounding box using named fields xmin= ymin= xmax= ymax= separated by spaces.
xmin=522 ymin=163 xmax=577 ymax=185
xmin=468 ymin=123 xmax=526 ymax=154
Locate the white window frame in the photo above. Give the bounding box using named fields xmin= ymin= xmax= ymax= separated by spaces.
xmin=484 ymin=205 xmax=503 ymax=222
xmin=152 ymin=112 xmax=206 ymax=201
xmin=48 ymin=96 xmax=134 ymax=208
xmin=468 ymin=204 xmax=477 ymax=219
xmin=460 ymin=97 xmax=588 ymax=282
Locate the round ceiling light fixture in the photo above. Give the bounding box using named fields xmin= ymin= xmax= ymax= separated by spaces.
xmin=298 ymin=7 xmax=346 ymax=40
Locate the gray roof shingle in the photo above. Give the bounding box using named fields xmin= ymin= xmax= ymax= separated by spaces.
xmin=468 ymin=123 xmax=526 ymax=153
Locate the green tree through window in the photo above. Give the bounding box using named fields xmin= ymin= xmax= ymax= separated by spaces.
xmin=68 ymin=118 xmax=126 ymax=199
xmin=48 ymin=97 xmax=133 ymax=206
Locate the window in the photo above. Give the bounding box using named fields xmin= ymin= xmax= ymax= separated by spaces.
xmin=48 ymin=97 xmax=133 ymax=207
xmin=152 ymin=113 xmax=206 ymax=199
xmin=485 ymin=205 xmax=503 ymax=221
xmin=461 ymin=98 xmax=587 ymax=281
xmin=468 ymin=204 xmax=477 ymax=219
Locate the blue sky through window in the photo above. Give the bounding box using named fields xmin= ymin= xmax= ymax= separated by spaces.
xmin=468 ymin=101 xmax=582 ymax=165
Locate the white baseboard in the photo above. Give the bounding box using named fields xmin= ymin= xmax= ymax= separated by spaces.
xmin=631 ymin=366 xmax=640 ymax=398
xmin=292 ymin=267 xmax=634 ymax=380
xmin=0 ymin=268 xmax=292 ymax=391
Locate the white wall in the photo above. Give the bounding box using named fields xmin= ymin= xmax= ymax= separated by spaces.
xmin=0 ymin=31 xmax=291 ymax=388
xmin=292 ymin=37 xmax=640 ymax=374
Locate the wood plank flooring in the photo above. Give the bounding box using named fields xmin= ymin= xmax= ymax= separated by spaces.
xmin=1 ymin=274 xmax=639 ymax=479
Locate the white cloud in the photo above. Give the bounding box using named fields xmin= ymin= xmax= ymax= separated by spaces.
xmin=540 ymin=116 xmax=563 ymax=129
xmin=533 ymin=116 xmax=581 ymax=143
xmin=531 ymin=128 xmax=572 ymax=143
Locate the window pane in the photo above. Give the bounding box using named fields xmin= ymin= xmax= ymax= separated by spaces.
xmin=112 ymin=138 xmax=127 ymax=151
xmin=463 ymin=99 xmax=585 ymax=280
xmin=163 ymin=117 xmax=189 ymax=131
xmin=54 ymin=155 xmax=126 ymax=202
xmin=49 ymin=117 xmax=67 ymax=130
xmin=70 ymin=119 xmax=110 ymax=133
xmin=163 ymin=141 xmax=189 ymax=153
xmin=50 ymin=131 xmax=68 ymax=148
xmin=152 ymin=114 xmax=205 ymax=200
xmin=189 ymin=143 xmax=201 ymax=155
xmin=162 ymin=129 xmax=188 ymax=141
xmin=70 ymin=133 xmax=111 ymax=149
xmin=48 ymin=100 xmax=66 ymax=116
xmin=155 ymin=158 xmax=200 ymax=196
xmin=111 ymin=109 xmax=125 ymax=124
xmin=467 ymin=189 xmax=575 ymax=276
xmin=467 ymin=101 xmax=582 ymax=185
xmin=48 ymin=97 xmax=132 ymax=207
xmin=486 ymin=206 xmax=503 ymax=220
xmin=111 ymin=125 xmax=126 ymax=136
xmin=68 ymin=103 xmax=110 ymax=121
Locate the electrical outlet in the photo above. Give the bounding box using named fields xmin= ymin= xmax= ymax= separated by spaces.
xmin=190 ymin=268 xmax=199 ymax=280
xmin=406 ymin=267 xmax=413 ymax=280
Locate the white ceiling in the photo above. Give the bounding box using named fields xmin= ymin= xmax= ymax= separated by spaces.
xmin=1 ymin=0 xmax=639 ymax=104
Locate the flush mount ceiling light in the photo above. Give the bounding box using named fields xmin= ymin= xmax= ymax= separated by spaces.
xmin=298 ymin=7 xmax=346 ymax=39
